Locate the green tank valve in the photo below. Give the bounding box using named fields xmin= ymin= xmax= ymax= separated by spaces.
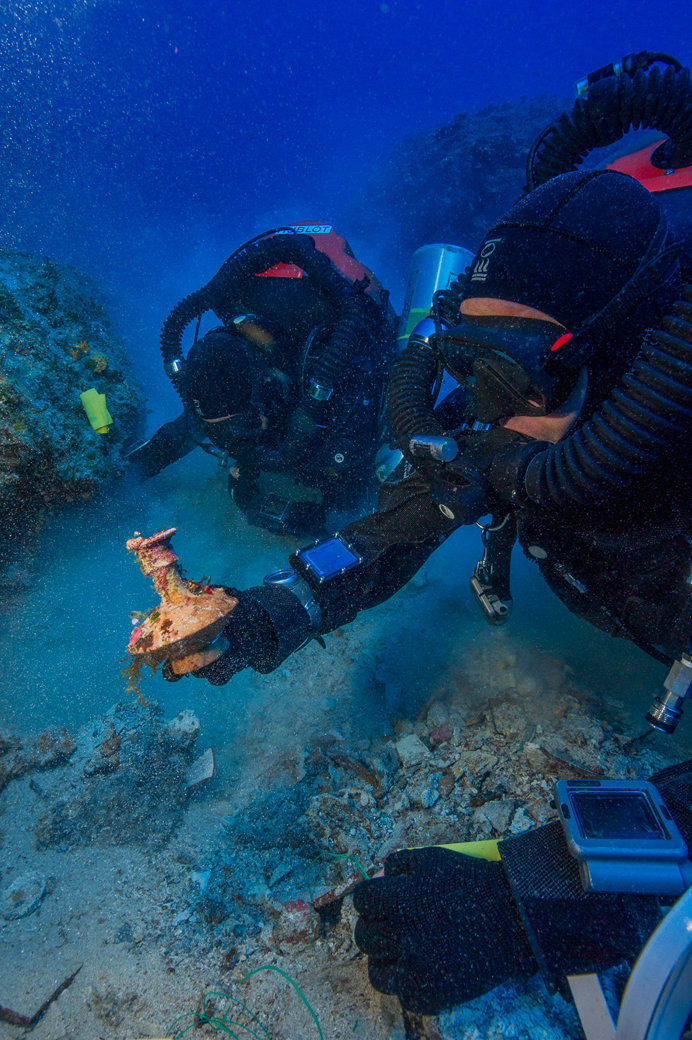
xmin=80 ymin=387 xmax=113 ymax=434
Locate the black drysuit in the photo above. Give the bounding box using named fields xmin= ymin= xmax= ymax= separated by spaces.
xmin=133 ymin=286 xmax=396 ymax=536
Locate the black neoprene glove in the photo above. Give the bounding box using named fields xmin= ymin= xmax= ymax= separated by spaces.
xmin=448 ymin=426 xmax=544 ymax=507
xmin=162 ymin=591 xmax=278 ymax=686
xmin=352 ymin=846 xmax=536 ymax=1015
xmin=163 ymin=581 xmax=313 ymax=686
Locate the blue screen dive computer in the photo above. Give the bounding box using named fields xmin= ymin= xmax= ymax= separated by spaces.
xmin=554 ymin=778 xmax=692 ymax=895
xmin=296 ymin=534 xmax=362 ymax=583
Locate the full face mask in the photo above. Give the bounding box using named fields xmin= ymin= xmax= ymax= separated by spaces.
xmin=438 ymin=316 xmax=577 ymax=424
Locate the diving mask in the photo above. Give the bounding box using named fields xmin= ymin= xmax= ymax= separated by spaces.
xmin=438 ymin=317 xmax=577 ymax=423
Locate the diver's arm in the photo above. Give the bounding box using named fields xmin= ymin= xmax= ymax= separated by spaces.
xmin=127 ymin=410 xmax=198 ymax=478
xmin=187 ymin=466 xmax=484 ymax=685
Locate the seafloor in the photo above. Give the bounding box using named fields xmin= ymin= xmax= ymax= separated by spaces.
xmin=1 ymin=450 xmax=691 ymax=1040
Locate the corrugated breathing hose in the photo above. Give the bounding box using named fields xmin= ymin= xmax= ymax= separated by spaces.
xmin=526 ymin=63 xmax=692 ymax=192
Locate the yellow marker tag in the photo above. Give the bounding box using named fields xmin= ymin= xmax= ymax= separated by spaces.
xmin=80 ymin=387 xmax=113 ymax=434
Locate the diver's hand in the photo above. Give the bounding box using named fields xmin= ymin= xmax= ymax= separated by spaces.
xmin=449 ymin=426 xmax=544 ymax=506
xmin=353 ymin=846 xmax=535 ymax=1015
xmin=163 ymin=580 xmax=314 ymax=686
xmin=162 ymin=592 xmax=279 ymax=686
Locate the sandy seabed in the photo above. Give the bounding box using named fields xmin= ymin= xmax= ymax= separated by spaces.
xmin=1 ymin=454 xmax=690 ymax=1040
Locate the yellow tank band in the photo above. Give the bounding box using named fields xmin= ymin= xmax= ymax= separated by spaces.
xmin=80 ymin=387 xmax=113 ymax=434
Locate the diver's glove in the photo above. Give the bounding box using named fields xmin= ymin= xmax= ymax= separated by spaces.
xmin=352 ymin=846 xmax=536 ymax=1014
xmin=163 ymin=582 xmax=314 ymax=686
xmin=448 ymin=426 xmax=545 ymax=507
xmin=353 ymin=823 xmax=666 ymax=1014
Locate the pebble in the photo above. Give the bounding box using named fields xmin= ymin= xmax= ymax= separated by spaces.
xmin=394 ymin=733 xmax=430 ymax=768
xmin=475 ymin=798 xmax=516 ymax=835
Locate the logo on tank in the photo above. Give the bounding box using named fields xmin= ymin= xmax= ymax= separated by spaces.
xmin=277 ymin=224 xmax=333 ymax=235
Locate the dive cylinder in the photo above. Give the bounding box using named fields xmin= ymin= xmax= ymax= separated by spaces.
xmin=397 ymin=244 xmax=474 ymax=352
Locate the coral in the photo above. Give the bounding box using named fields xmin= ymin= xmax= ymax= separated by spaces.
xmin=85 ymin=351 xmax=108 ymax=373
xmin=70 ymin=339 xmax=90 ymax=360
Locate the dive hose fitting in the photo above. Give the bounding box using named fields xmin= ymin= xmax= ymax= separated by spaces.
xmin=646 ymin=653 xmax=692 ymax=734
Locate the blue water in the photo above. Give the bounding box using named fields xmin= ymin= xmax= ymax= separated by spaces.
xmin=2 ymin=0 xmax=690 ymax=424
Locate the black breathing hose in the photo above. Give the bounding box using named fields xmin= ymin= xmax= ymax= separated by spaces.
xmin=524 ymin=285 xmax=692 ymax=506
xmin=526 ymin=62 xmax=692 ymax=192
xmin=387 ymin=287 xmax=692 ymax=509
xmin=387 ymin=337 xmax=445 ymax=448
xmin=388 ymin=54 xmax=692 ymax=515
xmin=159 ymin=234 xmax=366 ymax=410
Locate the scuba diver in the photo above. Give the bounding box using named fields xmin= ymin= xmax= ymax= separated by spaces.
xmin=129 ymin=225 xmax=398 ymax=536
xmin=161 ymin=54 xmax=692 ymax=1012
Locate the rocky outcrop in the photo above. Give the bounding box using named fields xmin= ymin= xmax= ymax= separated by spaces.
xmin=349 ymin=95 xmax=566 ymax=275
xmin=34 ymin=701 xmax=197 ymax=851
xmin=0 ymin=250 xmax=144 ymax=528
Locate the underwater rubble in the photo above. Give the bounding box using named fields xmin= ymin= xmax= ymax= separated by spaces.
xmin=0 ymin=250 xmax=144 ymax=544
xmin=200 ymin=658 xmax=676 ymax=953
xmin=0 ymin=700 xmax=199 ymax=851
xmin=0 ymin=642 xmax=684 ymax=1039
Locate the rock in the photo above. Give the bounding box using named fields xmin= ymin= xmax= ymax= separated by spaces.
xmin=0 ymin=729 xmax=21 ymax=755
xmin=426 ymin=701 xmax=449 ymax=729
xmin=525 ymin=742 xmax=550 ymax=772
xmin=270 ymin=899 xmax=312 ymax=949
xmin=420 ymin=784 xmax=441 ymax=809
xmin=0 ymin=250 xmax=145 ymax=533
xmin=29 ymin=726 xmax=76 ymax=768
xmin=475 ymin=798 xmax=516 ymax=835
xmin=84 ymin=722 xmax=120 ymax=776
xmin=408 ymin=771 xmax=443 ymax=809
xmin=350 ymin=95 xmax=566 ymax=275
xmin=243 ymin=881 xmax=270 ymax=906
xmin=186 ymin=747 xmax=217 ymax=789
xmin=430 ymin=723 xmax=453 ymax=745
xmin=0 ymin=751 xmax=25 ymax=792
xmin=510 ymin=807 xmax=534 ymax=834
xmin=1 ymin=872 xmax=46 ymax=920
xmin=165 ymin=709 xmax=200 ymax=750
xmin=394 ymin=733 xmax=429 ymax=768
xmin=34 ymin=701 xmax=191 ymax=850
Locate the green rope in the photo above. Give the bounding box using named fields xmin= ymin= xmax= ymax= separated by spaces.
xmin=206 ymin=991 xmax=271 ymax=1040
xmin=240 ymin=966 xmax=324 ymax=1040
xmin=167 ymin=967 xmax=324 ymax=1040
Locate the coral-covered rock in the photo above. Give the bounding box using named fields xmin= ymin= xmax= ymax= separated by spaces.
xmin=29 ymin=725 xmax=77 ymax=768
xmin=0 ymin=250 xmax=145 ymax=527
